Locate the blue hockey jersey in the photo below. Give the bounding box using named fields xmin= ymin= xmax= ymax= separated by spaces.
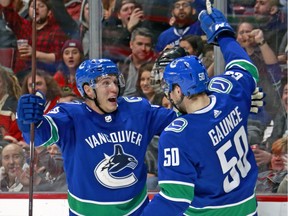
xmin=22 ymin=97 xmax=177 ymax=215
xmin=155 ymin=21 xmax=203 ymax=52
xmin=141 ymin=37 xmax=259 ymax=216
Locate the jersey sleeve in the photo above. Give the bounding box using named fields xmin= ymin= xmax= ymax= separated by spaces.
xmin=22 ymin=103 xmax=73 ymax=148
xmin=218 ymin=35 xmax=259 ymax=83
xmin=149 ymin=105 xmax=178 ymax=136
xmin=141 ymin=118 xmax=195 ymax=215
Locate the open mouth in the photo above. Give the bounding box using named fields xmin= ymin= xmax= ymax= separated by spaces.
xmin=108 ymin=97 xmax=117 ymax=103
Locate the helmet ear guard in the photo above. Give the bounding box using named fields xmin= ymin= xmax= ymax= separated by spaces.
xmin=163 ymin=56 xmax=209 ymax=97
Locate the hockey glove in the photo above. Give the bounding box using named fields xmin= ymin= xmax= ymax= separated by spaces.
xmin=250 ymin=87 xmax=265 ymax=114
xmin=198 ymin=8 xmax=235 ymax=45
xmin=16 ymin=91 xmax=46 ymax=133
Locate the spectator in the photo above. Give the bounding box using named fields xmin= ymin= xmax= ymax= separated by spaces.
xmin=236 ymin=21 xmax=283 ymax=127
xmin=30 ymin=144 xmax=67 ymax=192
xmin=118 ymin=27 xmax=156 ymax=97
xmin=103 ymin=0 xmax=152 ymax=62
xmin=179 ymin=34 xmax=204 ymax=58
xmin=49 ymin=0 xmax=81 ymax=40
xmin=57 ymin=91 xmax=81 ymax=103
xmin=0 ymin=0 xmax=68 ymax=78
xmin=64 ymin=0 xmax=82 ymax=21
xmin=102 ymin=0 xmax=116 ymax=22
xmin=253 ymin=0 xmax=287 ymax=55
xmin=277 ymin=174 xmax=288 ymax=193
xmin=53 ymin=39 xmax=84 ymax=96
xmin=277 ymin=148 xmax=287 ymax=194
xmin=136 ymin=62 xmax=165 ymax=105
xmin=0 ymin=143 xmax=25 ymax=192
xmin=21 ymin=70 xmax=63 ymax=111
xmin=278 ymin=31 xmax=287 ymax=64
xmin=155 ymin=0 xmax=203 ymax=52
xmin=78 ymin=0 xmax=89 ymax=57
xmin=256 ymin=136 xmax=287 ymax=193
xmin=14 ymin=0 xmax=29 ymax=18
xmin=0 ymin=12 xmax=17 ymax=48
xmin=3 ymin=70 xmax=62 ymax=144
xmin=0 ymin=0 xmax=29 ymax=49
xmin=0 ymin=66 xmax=21 ymax=143
xmin=251 ymin=77 xmax=287 ymax=170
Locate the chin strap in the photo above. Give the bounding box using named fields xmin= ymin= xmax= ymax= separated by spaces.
xmin=167 ymin=94 xmax=186 ymax=115
xmin=86 ymin=89 xmax=108 ymax=114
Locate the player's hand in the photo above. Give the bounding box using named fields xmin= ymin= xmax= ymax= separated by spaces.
xmin=250 ymin=87 xmax=265 ymax=114
xmin=16 ymin=91 xmax=46 ymax=133
xmin=198 ymin=8 xmax=235 ymax=45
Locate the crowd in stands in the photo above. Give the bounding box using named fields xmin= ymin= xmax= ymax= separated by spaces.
xmin=0 ymin=0 xmax=287 ymax=194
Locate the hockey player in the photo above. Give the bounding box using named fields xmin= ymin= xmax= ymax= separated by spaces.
xmin=16 ymin=59 xmax=178 ymax=215
xmin=151 ymin=46 xmax=264 ymax=114
xmin=141 ymin=8 xmax=259 ymax=216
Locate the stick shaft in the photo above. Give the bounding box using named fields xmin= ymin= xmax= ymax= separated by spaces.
xmin=29 ymin=0 xmax=37 ymax=215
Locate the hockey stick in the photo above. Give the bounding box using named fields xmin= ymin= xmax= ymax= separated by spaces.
xmin=28 ymin=0 xmax=37 ymax=215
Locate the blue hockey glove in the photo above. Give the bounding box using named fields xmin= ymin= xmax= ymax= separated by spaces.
xmin=250 ymin=87 xmax=265 ymax=114
xmin=198 ymin=8 xmax=235 ymax=45
xmin=16 ymin=91 xmax=46 ymax=133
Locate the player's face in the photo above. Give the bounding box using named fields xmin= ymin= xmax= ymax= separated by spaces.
xmin=27 ymin=75 xmax=48 ymax=96
xmin=168 ymin=85 xmax=186 ymax=113
xmin=94 ymin=75 xmax=119 ymax=113
xmin=1 ymin=144 xmax=24 ymax=179
xmin=140 ymin=71 xmax=154 ymax=96
xmin=63 ymin=47 xmax=82 ymax=69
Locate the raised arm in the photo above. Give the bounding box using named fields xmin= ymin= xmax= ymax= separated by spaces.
xmin=49 ymin=0 xmax=80 ymax=39
xmin=198 ymin=8 xmax=259 ymax=82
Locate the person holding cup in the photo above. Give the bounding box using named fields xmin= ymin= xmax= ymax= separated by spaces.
xmin=0 ymin=0 xmax=68 ymax=77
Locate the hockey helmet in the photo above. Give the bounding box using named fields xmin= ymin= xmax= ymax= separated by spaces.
xmin=162 ymin=56 xmax=209 ymax=96
xmin=76 ymin=58 xmax=125 ymax=97
xmin=153 ymin=46 xmax=188 ymax=75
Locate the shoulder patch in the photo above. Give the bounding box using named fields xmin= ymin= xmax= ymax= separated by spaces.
xmin=123 ymin=97 xmax=143 ymax=102
xmin=207 ymin=77 xmax=233 ymax=94
xmin=165 ymin=118 xmax=188 ymax=133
